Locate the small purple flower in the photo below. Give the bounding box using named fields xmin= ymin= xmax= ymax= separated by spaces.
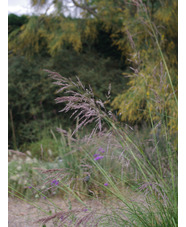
xmin=94 ymin=155 xmax=104 ymax=161
xmin=83 ymin=208 xmax=88 ymax=212
xmin=60 ymin=215 xmax=64 ymax=221
xmin=98 ymin=147 xmax=105 ymax=153
xmin=51 ymin=180 xmax=56 ymax=185
xmin=43 ymin=196 xmax=46 ymax=199
xmin=51 ymin=180 xmax=59 ymax=186
xmin=104 ymin=183 xmax=108 ymax=186
xmin=93 ymin=153 xmax=100 ymax=157
xmin=28 ymin=186 xmax=32 ymax=188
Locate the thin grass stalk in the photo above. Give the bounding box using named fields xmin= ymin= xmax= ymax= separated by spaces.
xmin=148 ymin=107 xmax=163 ymax=177
xmin=28 ymin=185 xmax=63 ymax=211
xmin=9 ymin=109 xmax=17 ymax=149
xmin=129 ymin=202 xmax=150 ymax=227
xmin=172 ymin=217 xmax=177 ymax=227
xmin=50 ymin=129 xmax=57 ymax=142
xmin=163 ymin=113 xmax=177 ymax=210
xmin=105 ymin=117 xmax=163 ymax=182
xmin=123 ymin=136 xmax=175 ymax=225
xmin=84 ymin=147 xmax=154 ymax=225
xmin=83 ymin=148 xmax=136 ymax=210
xmin=8 ymin=186 xmax=50 ymax=215
xmin=108 ymin=119 xmax=157 ymax=187
xmin=85 ymin=151 xmax=123 ymax=197
xmin=143 ymin=197 xmax=159 ymax=225
xmin=82 ymin=154 xmax=165 ymax=226
xmin=106 ymin=117 xmax=169 ymax=190
xmin=110 ymin=209 xmax=135 ymax=226
xmin=111 ymin=210 xmax=137 ymax=226
xmin=58 ymin=183 xmax=88 ymax=207
xmin=141 ymin=195 xmax=168 ymax=227
xmin=101 ymin=122 xmax=165 ymax=214
xmin=38 ymin=168 xmax=87 ymax=207
xmin=104 ymin=118 xmax=174 ymax=222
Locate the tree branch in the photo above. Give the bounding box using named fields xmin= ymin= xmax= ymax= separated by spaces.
xmin=71 ymin=0 xmax=98 ymax=18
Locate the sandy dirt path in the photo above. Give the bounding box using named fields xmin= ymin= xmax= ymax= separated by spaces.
xmin=8 ymin=188 xmax=145 ymax=227
xmin=8 ymin=196 xmax=105 ymax=227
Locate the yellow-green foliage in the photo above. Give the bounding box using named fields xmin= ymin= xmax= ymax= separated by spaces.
xmin=9 ymin=16 xmax=49 ymax=57
xmin=8 ymin=15 xmax=98 ymax=56
xmin=112 ymin=62 xmax=177 ymax=132
xmin=111 ymin=0 xmax=177 ymax=135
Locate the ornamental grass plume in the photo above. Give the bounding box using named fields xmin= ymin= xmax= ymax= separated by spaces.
xmin=45 ymin=69 xmax=114 ymax=136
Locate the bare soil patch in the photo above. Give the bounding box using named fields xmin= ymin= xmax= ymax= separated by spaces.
xmin=8 ymin=196 xmax=105 ymax=227
xmin=8 ymin=188 xmax=145 ymax=226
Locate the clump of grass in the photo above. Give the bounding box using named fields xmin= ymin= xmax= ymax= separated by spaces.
xmin=27 ymin=66 xmax=176 ymax=226
xmin=9 ymin=67 xmax=177 ymax=225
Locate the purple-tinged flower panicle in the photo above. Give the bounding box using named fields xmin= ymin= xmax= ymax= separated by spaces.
xmin=45 ymin=70 xmax=108 ymax=135
xmin=104 ymin=183 xmax=108 ymax=186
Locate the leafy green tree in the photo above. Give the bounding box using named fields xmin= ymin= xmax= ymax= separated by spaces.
xmin=8 ymin=14 xmax=28 ymax=34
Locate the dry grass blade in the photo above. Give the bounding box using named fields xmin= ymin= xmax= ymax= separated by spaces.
xmin=35 ymin=208 xmax=96 ymax=226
